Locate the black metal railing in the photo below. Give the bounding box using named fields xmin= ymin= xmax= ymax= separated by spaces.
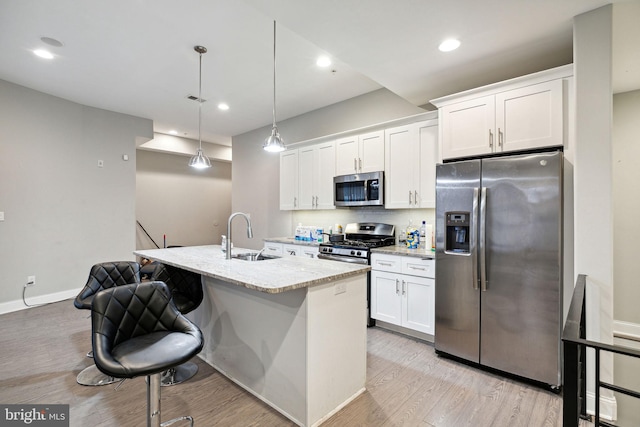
xmin=562 ymin=274 xmax=640 ymax=426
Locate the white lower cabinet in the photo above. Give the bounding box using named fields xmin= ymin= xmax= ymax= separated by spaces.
xmin=371 ymin=253 xmax=435 ymax=335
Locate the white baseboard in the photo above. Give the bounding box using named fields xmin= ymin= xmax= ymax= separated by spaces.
xmin=0 ymin=288 xmax=80 ymax=315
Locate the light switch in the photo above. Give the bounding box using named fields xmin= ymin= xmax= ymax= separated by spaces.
xmin=0 ymin=211 xmax=4 ymax=221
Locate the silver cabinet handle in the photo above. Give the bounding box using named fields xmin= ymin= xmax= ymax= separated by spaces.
xmin=408 ymin=266 xmax=426 ymax=271
xmin=402 ymin=280 xmax=406 ymax=295
xmin=378 ymin=261 xmax=393 ymax=266
xmin=471 ymin=188 xmax=479 ymax=291
xmin=395 ymin=279 xmax=400 ymax=295
xmin=498 ymin=128 xmax=503 ymax=148
xmin=359 ymin=158 xmax=362 ymax=172
xmin=489 ymin=129 xmax=494 ymax=148
xmin=479 ymin=187 xmax=488 ymax=291
xmin=294 ymin=197 xmax=297 ymax=208
xmin=354 ymin=158 xmax=358 ymax=172
xmin=409 ymin=191 xmax=413 ymax=205
xmin=414 ymin=190 xmax=418 ymax=205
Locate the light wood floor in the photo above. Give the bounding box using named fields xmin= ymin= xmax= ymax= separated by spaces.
xmin=0 ymin=299 xmax=588 ymax=426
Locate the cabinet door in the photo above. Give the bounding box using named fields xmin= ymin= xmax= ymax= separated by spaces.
xmin=384 ymin=124 xmax=417 ymax=209
xmin=280 ymin=150 xmax=298 ymax=210
xmin=335 ymin=135 xmax=359 ymax=175
xmin=402 ymin=275 xmax=435 ymax=335
xmin=496 ymin=79 xmax=563 ymax=153
xmin=297 ymin=146 xmax=315 ymax=210
xmin=315 ymin=141 xmax=336 ymax=209
xmin=417 ymin=121 xmax=438 ymax=208
xmin=441 ymin=95 xmax=495 ymax=160
xmin=359 ymin=130 xmax=385 ymax=173
xmin=370 ymin=271 xmax=402 ymax=326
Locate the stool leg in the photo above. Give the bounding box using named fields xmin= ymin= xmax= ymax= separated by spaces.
xmin=147 ymin=374 xmax=161 ymax=427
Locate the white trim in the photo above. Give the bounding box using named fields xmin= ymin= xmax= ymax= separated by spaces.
xmin=0 ymin=288 xmax=80 ymax=315
xmin=613 ymin=320 xmax=640 ymax=342
xmin=586 ymin=391 xmax=617 ymax=421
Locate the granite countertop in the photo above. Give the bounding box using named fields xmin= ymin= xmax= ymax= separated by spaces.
xmin=135 ymin=245 xmax=369 ymax=294
xmin=371 ymin=245 xmax=436 ymax=259
xmin=263 ymin=237 xmax=320 ymax=247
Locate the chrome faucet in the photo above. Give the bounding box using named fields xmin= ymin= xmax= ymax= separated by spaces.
xmin=226 ymin=212 xmax=253 ymax=259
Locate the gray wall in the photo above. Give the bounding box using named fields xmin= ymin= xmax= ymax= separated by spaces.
xmin=0 ymin=79 xmax=152 ymax=312
xmin=136 ymin=149 xmax=232 ymax=249
xmin=230 ymin=88 xmax=426 ymax=250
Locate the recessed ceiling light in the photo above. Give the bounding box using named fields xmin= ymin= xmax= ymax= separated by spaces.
xmin=218 ymin=103 xmax=229 ymax=111
xmin=316 ymin=56 xmax=331 ymax=67
xmin=168 ymin=130 xmax=178 ymax=135
xmin=439 ymin=38 xmax=461 ymax=52
xmin=33 ymin=49 xmax=54 ymax=59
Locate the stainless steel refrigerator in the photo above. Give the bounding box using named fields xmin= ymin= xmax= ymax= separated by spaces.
xmin=435 ymin=150 xmax=562 ymax=387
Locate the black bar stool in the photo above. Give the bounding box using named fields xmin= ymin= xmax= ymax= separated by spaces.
xmin=74 ymin=261 xmax=141 ymax=386
xmin=91 ymin=281 xmax=204 ymax=427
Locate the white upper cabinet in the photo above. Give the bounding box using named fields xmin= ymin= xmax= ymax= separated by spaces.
xmin=384 ymin=120 xmax=438 ymax=209
xmin=280 ymin=149 xmax=298 ymax=210
xmin=281 ymin=141 xmax=336 ymax=211
xmin=335 ymin=130 xmax=384 ymax=175
xmin=433 ymin=65 xmax=571 ymax=160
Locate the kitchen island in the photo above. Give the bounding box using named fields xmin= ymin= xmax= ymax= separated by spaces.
xmin=134 ymin=245 xmax=370 ymax=427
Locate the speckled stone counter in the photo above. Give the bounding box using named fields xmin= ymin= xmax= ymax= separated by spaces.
xmin=134 ymin=244 xmax=367 ymax=426
xmin=371 ymin=244 xmax=436 ymax=259
xmin=135 ymin=244 xmax=368 ymax=294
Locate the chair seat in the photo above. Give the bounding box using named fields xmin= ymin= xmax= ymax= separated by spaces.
xmin=96 ymin=331 xmax=202 ymax=379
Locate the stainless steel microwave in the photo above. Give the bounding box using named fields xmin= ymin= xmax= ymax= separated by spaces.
xmin=334 ymin=171 xmax=384 ymax=207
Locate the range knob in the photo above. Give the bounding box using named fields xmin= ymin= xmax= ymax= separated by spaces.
xmin=356 ymin=251 xmax=362 ymax=257
xmin=350 ymin=250 xmax=356 ymax=256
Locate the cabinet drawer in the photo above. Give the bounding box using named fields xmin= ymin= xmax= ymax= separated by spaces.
xmin=371 ymin=253 xmax=402 ymax=273
xmin=263 ymin=242 xmax=283 ymax=256
xmin=402 ymin=257 xmax=434 ymax=278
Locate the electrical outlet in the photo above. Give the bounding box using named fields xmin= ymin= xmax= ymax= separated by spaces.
xmin=335 ymin=282 xmax=347 ymax=295
xmin=26 ymin=275 xmax=36 ymax=287
xmin=97 ymin=159 xmax=104 ymax=168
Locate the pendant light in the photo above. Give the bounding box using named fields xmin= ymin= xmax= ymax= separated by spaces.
xmin=189 ymin=45 xmax=212 ymax=169
xmin=263 ymin=20 xmax=285 ymax=153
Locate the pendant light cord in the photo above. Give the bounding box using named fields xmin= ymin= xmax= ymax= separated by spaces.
xmin=272 ymin=20 xmax=277 ymax=129
xmin=198 ymin=49 xmax=203 ymax=150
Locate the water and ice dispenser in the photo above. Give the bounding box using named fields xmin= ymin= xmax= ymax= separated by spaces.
xmin=445 ymin=212 xmax=470 ymax=254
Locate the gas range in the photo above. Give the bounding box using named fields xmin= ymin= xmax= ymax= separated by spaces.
xmin=318 ymin=223 xmax=395 ymax=264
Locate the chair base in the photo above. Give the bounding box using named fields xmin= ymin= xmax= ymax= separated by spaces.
xmin=148 ymin=373 xmax=194 ymax=427
xmin=76 ymin=365 xmax=119 ymax=386
xmin=160 ymin=362 xmax=198 ymax=387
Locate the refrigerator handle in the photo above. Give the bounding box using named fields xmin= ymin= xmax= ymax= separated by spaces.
xmin=471 ymin=187 xmax=479 ymax=291
xmin=479 ymin=187 xmax=488 ymax=291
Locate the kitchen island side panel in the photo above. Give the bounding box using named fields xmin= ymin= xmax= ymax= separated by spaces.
xmin=190 ymin=273 xmax=368 ymax=427
xmin=191 ymin=277 xmax=309 ymax=425
xmin=307 ymin=275 xmax=367 ymax=425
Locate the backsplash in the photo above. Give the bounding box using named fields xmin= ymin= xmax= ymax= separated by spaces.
xmin=291 ymin=207 xmax=435 ymax=243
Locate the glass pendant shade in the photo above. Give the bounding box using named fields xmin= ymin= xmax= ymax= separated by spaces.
xmin=263 ymin=126 xmax=285 ymax=152
xmin=188 ymin=148 xmax=212 ymax=168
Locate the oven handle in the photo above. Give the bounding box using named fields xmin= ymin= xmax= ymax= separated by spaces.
xmin=317 ymin=253 xmax=369 ymax=265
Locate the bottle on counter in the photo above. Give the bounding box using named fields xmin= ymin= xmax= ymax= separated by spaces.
xmin=420 ymin=221 xmax=426 ymax=239
xmin=406 ymin=219 xmax=420 ymax=249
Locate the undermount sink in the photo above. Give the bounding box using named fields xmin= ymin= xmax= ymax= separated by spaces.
xmin=231 ymin=252 xmax=279 ymax=261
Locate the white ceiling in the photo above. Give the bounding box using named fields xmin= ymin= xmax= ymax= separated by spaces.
xmin=1 ymin=0 xmax=637 ymax=148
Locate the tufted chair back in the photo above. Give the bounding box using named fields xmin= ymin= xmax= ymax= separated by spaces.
xmin=74 ymin=262 xmax=141 ymax=310
xmin=91 ymin=281 xmax=203 ymax=379
xmin=150 ymin=264 xmax=203 ymax=315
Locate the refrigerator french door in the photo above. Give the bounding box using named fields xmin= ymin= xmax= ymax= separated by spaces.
xmin=435 ymin=151 xmax=562 ymax=387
